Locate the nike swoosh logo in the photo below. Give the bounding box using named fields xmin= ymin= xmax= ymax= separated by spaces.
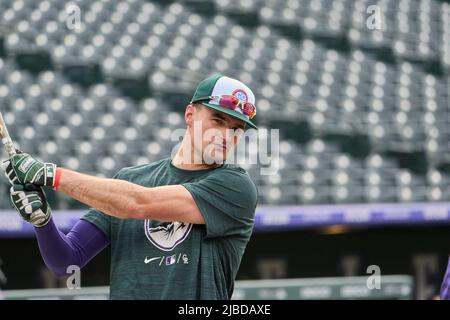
xmin=144 ymin=257 xmax=161 ymax=264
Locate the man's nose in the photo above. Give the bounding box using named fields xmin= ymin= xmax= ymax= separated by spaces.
xmin=224 ymin=129 xmax=235 ymax=141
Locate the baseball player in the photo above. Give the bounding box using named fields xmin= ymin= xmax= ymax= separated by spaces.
xmin=2 ymin=73 xmax=259 ymax=300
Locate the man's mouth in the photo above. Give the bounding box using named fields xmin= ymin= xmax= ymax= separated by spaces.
xmin=214 ymin=143 xmax=228 ymax=151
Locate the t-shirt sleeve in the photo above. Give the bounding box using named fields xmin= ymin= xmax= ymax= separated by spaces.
xmin=182 ymin=168 xmax=258 ymax=239
xmin=80 ymin=170 xmax=124 ymax=240
xmin=81 ymin=208 xmax=111 ymax=240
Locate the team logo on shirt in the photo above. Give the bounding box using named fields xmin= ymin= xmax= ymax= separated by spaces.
xmin=144 ymin=220 xmax=193 ymax=251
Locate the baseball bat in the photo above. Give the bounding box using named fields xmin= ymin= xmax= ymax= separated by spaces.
xmin=0 ymin=112 xmax=16 ymax=157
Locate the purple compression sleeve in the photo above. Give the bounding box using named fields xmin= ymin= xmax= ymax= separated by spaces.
xmin=441 ymin=257 xmax=450 ymax=300
xmin=34 ymin=218 xmax=110 ymax=277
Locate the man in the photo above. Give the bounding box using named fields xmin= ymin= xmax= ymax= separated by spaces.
xmin=2 ymin=73 xmax=259 ymax=300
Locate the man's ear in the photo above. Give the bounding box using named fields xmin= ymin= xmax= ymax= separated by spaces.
xmin=185 ymin=104 xmax=195 ymax=127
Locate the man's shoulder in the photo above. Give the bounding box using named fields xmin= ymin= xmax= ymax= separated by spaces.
xmin=220 ymin=163 xmax=251 ymax=178
xmin=208 ymin=164 xmax=259 ymax=211
xmin=222 ymin=163 xmax=247 ymax=174
xmin=116 ymin=158 xmax=169 ymax=178
xmin=214 ymin=164 xmax=257 ymax=189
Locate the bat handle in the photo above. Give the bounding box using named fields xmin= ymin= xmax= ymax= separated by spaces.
xmin=2 ymin=138 xmax=16 ymax=157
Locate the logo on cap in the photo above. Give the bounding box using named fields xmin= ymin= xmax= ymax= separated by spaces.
xmin=232 ymin=89 xmax=248 ymax=102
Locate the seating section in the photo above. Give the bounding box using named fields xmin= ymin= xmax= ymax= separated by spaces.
xmin=0 ymin=0 xmax=449 ymax=207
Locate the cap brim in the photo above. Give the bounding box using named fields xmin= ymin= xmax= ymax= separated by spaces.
xmin=201 ymin=103 xmax=258 ymax=129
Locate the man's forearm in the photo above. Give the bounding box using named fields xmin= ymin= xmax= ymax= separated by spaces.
xmin=56 ymin=168 xmax=204 ymax=224
xmin=58 ymin=168 xmax=146 ymax=219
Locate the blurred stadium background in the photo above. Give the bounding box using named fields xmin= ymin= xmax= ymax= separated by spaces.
xmin=0 ymin=0 xmax=449 ymax=299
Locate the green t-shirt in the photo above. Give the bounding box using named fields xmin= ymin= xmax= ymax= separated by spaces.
xmin=81 ymin=158 xmax=258 ymax=300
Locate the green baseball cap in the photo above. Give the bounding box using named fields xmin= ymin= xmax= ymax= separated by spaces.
xmin=190 ymin=73 xmax=257 ymax=129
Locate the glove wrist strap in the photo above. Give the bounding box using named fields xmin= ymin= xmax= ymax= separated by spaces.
xmin=53 ymin=167 xmax=62 ymax=191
